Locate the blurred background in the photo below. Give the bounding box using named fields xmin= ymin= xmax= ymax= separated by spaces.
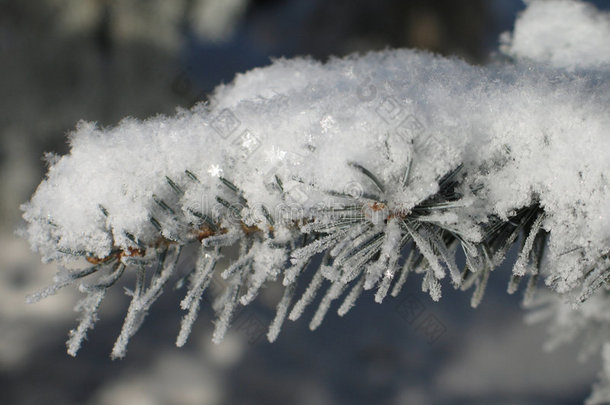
xmin=1 ymin=1 xmax=608 ymax=404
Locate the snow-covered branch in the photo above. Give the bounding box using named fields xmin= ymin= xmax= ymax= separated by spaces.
xmin=21 ymin=0 xmax=609 ymax=402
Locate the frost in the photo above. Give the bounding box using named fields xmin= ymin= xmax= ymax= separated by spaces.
xmin=20 ymin=0 xmax=610 ymax=400
xmin=176 ymin=248 xmax=219 ymax=348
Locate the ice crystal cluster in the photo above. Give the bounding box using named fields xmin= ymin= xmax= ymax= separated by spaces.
xmin=21 ymin=0 xmax=609 ymax=401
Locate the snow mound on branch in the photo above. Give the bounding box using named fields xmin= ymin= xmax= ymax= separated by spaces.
xmin=500 ymin=0 xmax=610 ymax=71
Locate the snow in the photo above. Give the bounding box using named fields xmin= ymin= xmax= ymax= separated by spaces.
xmin=500 ymin=0 xmax=610 ymax=71
xmin=19 ymin=0 xmax=610 ymax=397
